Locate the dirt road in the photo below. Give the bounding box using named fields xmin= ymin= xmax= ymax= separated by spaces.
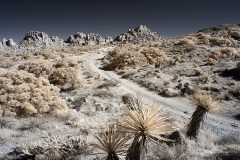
xmin=83 ymin=47 xmax=240 ymax=137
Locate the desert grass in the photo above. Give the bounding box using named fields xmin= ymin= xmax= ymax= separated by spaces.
xmin=186 ymin=91 xmax=219 ymax=139
xmin=92 ymin=125 xmax=129 ymax=160
xmin=121 ymin=103 xmax=174 ymax=160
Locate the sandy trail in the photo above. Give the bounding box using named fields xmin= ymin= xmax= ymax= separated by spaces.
xmin=82 ymin=47 xmax=240 ymax=136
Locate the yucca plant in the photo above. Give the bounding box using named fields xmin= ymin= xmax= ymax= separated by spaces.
xmin=92 ymin=125 xmax=129 ymax=160
xmin=121 ymin=104 xmax=174 ymax=160
xmin=186 ymin=91 xmax=219 ymax=139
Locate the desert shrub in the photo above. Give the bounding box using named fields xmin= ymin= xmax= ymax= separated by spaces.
xmin=33 ymin=49 xmax=55 ymax=59
xmin=175 ymin=38 xmax=196 ymax=52
xmin=103 ymin=51 xmax=147 ymax=70
xmin=177 ymin=38 xmax=194 ymax=45
xmin=0 ymin=68 xmax=8 ymax=76
xmin=49 ymin=58 xmax=81 ymax=90
xmin=183 ymin=35 xmax=197 ymax=42
xmin=0 ymin=58 xmax=14 ymax=68
xmin=209 ymin=37 xmax=234 ymax=47
xmin=18 ymin=59 xmax=53 ymax=78
xmin=196 ymin=33 xmax=211 ymax=44
xmin=207 ymin=57 xmax=217 ymax=65
xmin=102 ymin=44 xmax=148 ymax=70
xmin=209 ymin=51 xmax=222 ymax=60
xmin=5 ymin=134 xmax=90 ymax=159
xmin=209 ymin=48 xmax=237 ymax=61
xmin=141 ymin=47 xmax=166 ymax=64
xmin=229 ymin=28 xmax=240 ymax=40
xmin=0 ymin=70 xmax=68 ymax=117
xmin=55 ymin=58 xmax=79 ymax=68
xmin=50 ymin=67 xmax=82 ymax=90
xmin=0 ymin=52 xmax=21 ymax=68
xmin=220 ymin=47 xmax=237 ymax=57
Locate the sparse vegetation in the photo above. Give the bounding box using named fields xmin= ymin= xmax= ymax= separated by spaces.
xmin=186 ymin=91 xmax=219 ymax=139
xmin=1 ymin=24 xmax=240 ymax=159
xmin=0 ymin=70 xmax=68 ymax=117
xmin=93 ymin=125 xmax=129 ymax=160
xmin=121 ymin=103 xmax=174 ymax=159
xmin=50 ymin=58 xmax=82 ymax=90
xmin=18 ymin=59 xmax=53 ymax=78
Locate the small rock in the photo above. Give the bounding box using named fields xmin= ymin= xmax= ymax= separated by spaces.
xmin=231 ymin=123 xmax=239 ymax=128
xmin=162 ymin=88 xmax=179 ymax=97
xmin=95 ymin=103 xmax=104 ymax=111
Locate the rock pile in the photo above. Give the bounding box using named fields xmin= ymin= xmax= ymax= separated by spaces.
xmin=67 ymin=32 xmax=113 ymax=46
xmin=19 ymin=31 xmax=65 ymax=50
xmin=114 ymin=25 xmax=161 ymax=44
xmin=0 ymin=38 xmax=17 ymax=50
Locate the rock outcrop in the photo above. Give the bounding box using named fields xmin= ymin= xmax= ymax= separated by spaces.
xmin=0 ymin=38 xmax=17 ymax=50
xmin=114 ymin=25 xmax=161 ymax=44
xmin=66 ymin=32 xmax=113 ymax=46
xmin=19 ymin=31 xmax=65 ymax=50
xmin=6 ymin=39 xmax=17 ymax=47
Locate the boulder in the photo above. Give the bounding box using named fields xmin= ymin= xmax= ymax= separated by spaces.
xmin=2 ymin=38 xmax=7 ymax=47
xmin=6 ymin=39 xmax=17 ymax=46
xmin=66 ymin=32 xmax=113 ymax=46
xmin=162 ymin=88 xmax=180 ymax=97
xmin=114 ymin=25 xmax=161 ymax=44
xmin=19 ymin=31 xmax=65 ymax=50
xmin=0 ymin=42 xmax=3 ymax=50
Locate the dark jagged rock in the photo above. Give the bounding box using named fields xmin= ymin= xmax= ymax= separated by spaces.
xmin=66 ymin=32 xmax=113 ymax=46
xmin=114 ymin=25 xmax=161 ymax=44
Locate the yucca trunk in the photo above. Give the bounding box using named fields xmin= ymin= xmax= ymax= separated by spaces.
xmin=126 ymin=134 xmax=147 ymax=160
xmin=106 ymin=153 xmax=119 ymax=160
xmin=186 ymin=106 xmax=207 ymax=139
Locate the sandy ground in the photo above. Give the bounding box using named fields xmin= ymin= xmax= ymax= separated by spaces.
xmin=0 ymin=47 xmax=239 ymax=159
xmin=84 ymin=48 xmax=240 ymax=136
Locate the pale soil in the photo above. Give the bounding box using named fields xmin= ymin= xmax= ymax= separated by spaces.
xmin=0 ymin=47 xmax=239 ymax=159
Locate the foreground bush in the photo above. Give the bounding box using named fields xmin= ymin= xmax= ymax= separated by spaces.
xmin=18 ymin=59 xmax=53 ymax=78
xmin=141 ymin=47 xmax=166 ymax=65
xmin=0 ymin=70 xmax=68 ymax=117
xmin=49 ymin=58 xmax=81 ymax=90
xmin=103 ymin=50 xmax=147 ymax=70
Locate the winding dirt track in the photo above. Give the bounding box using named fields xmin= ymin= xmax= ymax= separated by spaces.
xmin=83 ymin=48 xmax=240 ymax=136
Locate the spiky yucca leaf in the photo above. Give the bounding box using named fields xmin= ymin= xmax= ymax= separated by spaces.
xmin=121 ymin=104 xmax=175 ymax=160
xmin=187 ymin=91 xmax=220 ymax=139
xmin=191 ymin=91 xmax=219 ymax=111
xmin=93 ymin=125 xmax=129 ymax=160
xmin=122 ymin=104 xmax=174 ymax=142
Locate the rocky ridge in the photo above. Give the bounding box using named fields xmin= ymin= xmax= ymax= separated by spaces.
xmin=18 ymin=31 xmax=66 ymax=51
xmin=114 ymin=25 xmax=161 ymax=44
xmin=67 ymin=32 xmax=113 ymax=46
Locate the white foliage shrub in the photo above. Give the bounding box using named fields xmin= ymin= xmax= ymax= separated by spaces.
xmin=18 ymin=59 xmax=53 ymax=78
xmin=50 ymin=58 xmax=82 ymax=90
xmin=0 ymin=70 xmax=68 ymax=117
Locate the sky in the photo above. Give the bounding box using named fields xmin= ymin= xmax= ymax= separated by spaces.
xmin=0 ymin=0 xmax=240 ymax=42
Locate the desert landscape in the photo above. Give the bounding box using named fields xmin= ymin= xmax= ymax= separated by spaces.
xmin=0 ymin=24 xmax=240 ymax=160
